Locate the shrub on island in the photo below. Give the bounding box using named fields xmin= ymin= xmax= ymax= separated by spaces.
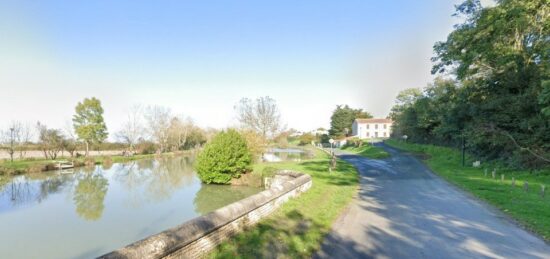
xmin=196 ymin=129 xmax=252 ymax=184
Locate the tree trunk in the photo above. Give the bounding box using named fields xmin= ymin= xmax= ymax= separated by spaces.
xmin=85 ymin=141 xmax=89 ymax=157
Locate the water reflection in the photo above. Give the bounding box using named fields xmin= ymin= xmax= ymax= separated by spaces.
xmin=0 ymin=156 xmax=263 ymax=259
xmin=262 ymin=147 xmax=313 ymax=162
xmin=73 ymin=169 xmax=108 ymax=221
xmin=113 ymin=156 xmax=196 ymax=206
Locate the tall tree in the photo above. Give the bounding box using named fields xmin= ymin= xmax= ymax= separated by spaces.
xmin=73 ymin=97 xmax=108 ymax=157
xmin=329 ymin=105 xmax=372 ymax=137
xmin=116 ymin=105 xmax=144 ymax=153
xmin=393 ymin=0 xmax=550 ymax=167
xmin=235 ymin=96 xmax=282 ymax=139
xmin=144 ymin=105 xmax=172 ymax=153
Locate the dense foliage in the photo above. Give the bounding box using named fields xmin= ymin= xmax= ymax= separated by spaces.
xmin=73 ymin=97 xmax=108 ymax=156
xmin=195 ymin=129 xmax=252 ymax=184
xmin=329 ymin=105 xmax=372 ymax=137
xmin=391 ymin=0 xmax=550 ymax=168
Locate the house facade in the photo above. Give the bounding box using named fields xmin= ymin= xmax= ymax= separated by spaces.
xmin=352 ymin=118 xmax=393 ymax=139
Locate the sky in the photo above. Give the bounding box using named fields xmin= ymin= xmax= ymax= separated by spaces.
xmin=0 ymin=0 xmax=495 ymax=138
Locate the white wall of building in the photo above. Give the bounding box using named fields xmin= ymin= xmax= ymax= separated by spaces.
xmin=352 ymin=121 xmax=392 ymax=139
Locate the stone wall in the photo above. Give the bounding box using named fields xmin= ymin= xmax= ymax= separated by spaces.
xmin=99 ymin=171 xmax=312 ymax=259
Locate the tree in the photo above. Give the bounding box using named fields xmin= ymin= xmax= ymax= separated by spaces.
xmin=167 ymin=116 xmax=194 ymax=151
xmin=329 ymin=105 xmax=372 ymax=137
xmin=235 ymin=96 xmax=282 ymax=139
xmin=37 ymin=123 xmax=64 ymax=160
xmin=195 ymin=129 xmax=252 ymax=184
xmin=2 ymin=122 xmax=19 ymax=162
xmin=144 ymin=105 xmax=172 ymax=153
xmin=392 ymin=0 xmax=550 ymax=167
xmin=116 ymin=105 xmax=144 ymax=153
xmin=73 ymin=97 xmax=108 ymax=156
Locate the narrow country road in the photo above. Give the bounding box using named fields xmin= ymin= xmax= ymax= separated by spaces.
xmin=315 ymin=144 xmax=550 ymax=259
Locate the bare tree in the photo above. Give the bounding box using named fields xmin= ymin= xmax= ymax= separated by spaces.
xmin=37 ymin=123 xmax=64 ymax=160
xmin=63 ymin=120 xmax=78 ymax=157
xmin=116 ymin=105 xmax=144 ymax=153
xmin=17 ymin=122 xmax=34 ymax=159
xmin=235 ymin=96 xmax=282 ymax=139
xmin=2 ymin=121 xmax=21 ymax=162
xmin=167 ymin=116 xmax=194 ymax=151
xmin=144 ymin=105 xmax=172 ymax=153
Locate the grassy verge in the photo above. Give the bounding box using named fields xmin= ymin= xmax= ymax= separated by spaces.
xmin=210 ymin=147 xmax=359 ymax=258
xmin=340 ymin=144 xmax=390 ymax=159
xmin=385 ymin=139 xmax=550 ymax=241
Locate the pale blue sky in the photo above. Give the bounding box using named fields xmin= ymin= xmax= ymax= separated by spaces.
xmin=0 ymin=0 xmax=492 ymax=135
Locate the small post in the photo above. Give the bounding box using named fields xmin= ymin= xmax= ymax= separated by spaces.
xmin=484 ymin=168 xmax=488 ymax=177
xmin=511 ymin=177 xmax=516 ymax=187
xmin=501 ymin=174 xmax=504 ymax=183
xmin=492 ymin=169 xmax=496 ymax=179
xmin=541 ymin=185 xmax=546 ymax=198
xmin=524 ymin=181 xmax=529 ymax=192
xmin=461 ymin=135 xmax=465 ymax=167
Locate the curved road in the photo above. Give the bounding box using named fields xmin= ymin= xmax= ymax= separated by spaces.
xmin=316 ymin=144 xmax=550 ymax=259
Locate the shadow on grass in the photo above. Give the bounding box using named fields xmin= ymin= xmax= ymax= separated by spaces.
xmin=299 ymin=160 xmax=359 ymax=187
xmin=212 ymin=209 xmax=324 ymax=258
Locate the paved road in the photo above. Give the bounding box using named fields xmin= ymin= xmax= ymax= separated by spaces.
xmin=315 ymin=144 xmax=550 ymax=259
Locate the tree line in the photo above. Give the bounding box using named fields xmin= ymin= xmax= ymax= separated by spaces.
xmin=390 ymin=0 xmax=549 ymax=168
xmin=1 ymin=96 xmax=285 ymax=162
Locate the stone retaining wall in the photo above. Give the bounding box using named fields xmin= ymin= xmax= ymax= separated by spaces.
xmin=99 ymin=171 xmax=312 ymax=259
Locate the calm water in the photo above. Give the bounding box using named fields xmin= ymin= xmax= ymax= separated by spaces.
xmin=262 ymin=148 xmax=312 ymax=162
xmin=0 ymin=156 xmax=262 ymax=259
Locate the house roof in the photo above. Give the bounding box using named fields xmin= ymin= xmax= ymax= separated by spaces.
xmin=355 ymin=118 xmax=393 ymax=124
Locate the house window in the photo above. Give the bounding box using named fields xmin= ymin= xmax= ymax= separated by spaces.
xmin=375 ymin=132 xmax=378 ymax=138
xmin=367 ymin=132 xmax=369 ymax=137
xmin=383 ymin=132 xmax=386 ymax=137
xmin=384 ymin=124 xmax=387 ymax=129
xmin=366 ymin=124 xmax=369 ymax=129
xmin=375 ymin=124 xmax=378 ymax=129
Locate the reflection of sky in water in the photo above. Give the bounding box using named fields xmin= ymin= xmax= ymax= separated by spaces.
xmin=263 ymin=148 xmax=312 ymax=162
xmin=0 ymin=156 xmax=262 ymax=259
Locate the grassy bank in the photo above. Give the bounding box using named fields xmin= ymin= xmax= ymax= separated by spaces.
xmin=210 ymin=147 xmax=359 ymax=258
xmin=385 ymin=139 xmax=550 ymax=241
xmin=0 ymin=151 xmax=194 ymax=175
xmin=340 ymin=144 xmax=390 ymax=159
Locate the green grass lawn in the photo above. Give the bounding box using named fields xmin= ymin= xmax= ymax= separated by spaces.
xmin=385 ymin=139 xmax=550 ymax=241
xmin=209 ymin=147 xmax=359 ymax=258
xmin=340 ymin=144 xmax=390 ymax=159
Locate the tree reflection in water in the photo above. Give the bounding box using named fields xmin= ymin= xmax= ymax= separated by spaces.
xmin=113 ymin=156 xmax=196 ymax=207
xmin=73 ymin=168 xmax=108 ymax=221
xmin=0 ymin=173 xmax=75 ymax=208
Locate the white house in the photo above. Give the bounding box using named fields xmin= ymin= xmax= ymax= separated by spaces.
xmin=352 ymin=118 xmax=393 ymax=139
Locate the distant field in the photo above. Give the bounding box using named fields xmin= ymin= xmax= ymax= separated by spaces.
xmin=385 ymin=139 xmax=550 ymax=241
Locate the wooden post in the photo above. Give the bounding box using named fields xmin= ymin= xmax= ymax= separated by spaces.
xmin=524 ymin=181 xmax=529 ymax=192
xmin=511 ymin=177 xmax=516 ymax=187
xmin=492 ymin=169 xmax=496 ymax=179
xmin=541 ymin=185 xmax=546 ymax=198
xmin=484 ymin=168 xmax=488 ymax=177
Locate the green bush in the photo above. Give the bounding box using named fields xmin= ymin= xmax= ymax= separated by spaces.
xmin=195 ymin=129 xmax=252 ymax=184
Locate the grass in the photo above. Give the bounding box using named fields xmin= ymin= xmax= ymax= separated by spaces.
xmin=385 ymin=139 xmax=550 ymax=241
xmin=340 ymin=144 xmax=390 ymax=159
xmin=209 ymin=147 xmax=359 ymax=258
